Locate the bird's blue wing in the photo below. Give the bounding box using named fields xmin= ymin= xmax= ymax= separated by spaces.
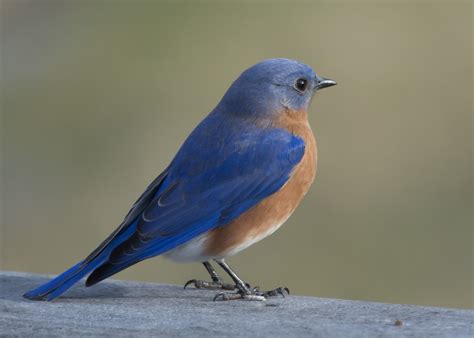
xmin=86 ymin=113 xmax=305 ymax=285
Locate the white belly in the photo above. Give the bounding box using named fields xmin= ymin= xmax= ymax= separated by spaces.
xmin=163 ymin=216 xmax=289 ymax=263
xmin=163 ymin=232 xmax=212 ymax=263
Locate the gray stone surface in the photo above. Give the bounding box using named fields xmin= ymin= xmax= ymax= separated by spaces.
xmin=0 ymin=271 xmax=472 ymax=337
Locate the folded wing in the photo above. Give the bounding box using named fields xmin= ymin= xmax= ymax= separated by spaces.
xmin=86 ymin=114 xmax=305 ymax=285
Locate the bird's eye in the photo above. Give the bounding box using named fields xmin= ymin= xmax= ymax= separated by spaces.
xmin=294 ymin=78 xmax=308 ymax=93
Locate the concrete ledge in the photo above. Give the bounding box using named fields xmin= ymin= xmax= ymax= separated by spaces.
xmin=1 ymin=271 xmax=472 ymax=337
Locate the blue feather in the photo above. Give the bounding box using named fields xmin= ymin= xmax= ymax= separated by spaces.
xmin=23 ymin=220 xmax=138 ymax=300
xmin=23 ymin=58 xmax=315 ymax=300
xmin=84 ymin=113 xmax=304 ymax=285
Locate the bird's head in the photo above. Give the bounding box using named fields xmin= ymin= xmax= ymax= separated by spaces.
xmin=218 ymin=58 xmax=336 ymax=118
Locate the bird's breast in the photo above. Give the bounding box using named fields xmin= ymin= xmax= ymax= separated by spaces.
xmin=204 ymin=109 xmax=317 ymax=258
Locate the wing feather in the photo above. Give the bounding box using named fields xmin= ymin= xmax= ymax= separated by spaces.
xmin=86 ymin=113 xmax=305 ymax=285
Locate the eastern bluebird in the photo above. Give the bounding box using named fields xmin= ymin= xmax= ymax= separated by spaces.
xmin=24 ymin=58 xmax=336 ymax=301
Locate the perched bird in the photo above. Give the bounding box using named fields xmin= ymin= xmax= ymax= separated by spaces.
xmin=24 ymin=58 xmax=336 ymax=301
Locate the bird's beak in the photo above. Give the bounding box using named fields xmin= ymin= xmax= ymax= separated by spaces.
xmin=315 ymin=77 xmax=337 ymax=90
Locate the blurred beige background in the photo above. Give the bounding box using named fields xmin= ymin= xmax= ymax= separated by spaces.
xmin=1 ymin=1 xmax=472 ymax=309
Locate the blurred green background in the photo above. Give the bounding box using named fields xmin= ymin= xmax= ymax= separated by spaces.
xmin=1 ymin=1 xmax=472 ymax=309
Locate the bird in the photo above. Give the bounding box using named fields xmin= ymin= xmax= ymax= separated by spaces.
xmin=24 ymin=58 xmax=336 ymax=301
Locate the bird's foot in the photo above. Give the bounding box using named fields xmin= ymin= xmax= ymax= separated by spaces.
xmin=252 ymin=286 xmax=290 ymax=298
xmin=213 ymin=285 xmax=289 ymax=301
xmin=184 ymin=279 xmax=236 ymax=290
xmin=213 ymin=290 xmax=266 ymax=301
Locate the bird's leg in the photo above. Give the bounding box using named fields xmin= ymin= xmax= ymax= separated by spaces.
xmin=184 ymin=261 xmax=235 ymax=290
xmin=213 ymin=259 xmax=288 ymax=301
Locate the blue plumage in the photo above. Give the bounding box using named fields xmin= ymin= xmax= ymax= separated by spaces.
xmin=85 ymin=112 xmax=304 ymax=287
xmin=23 ymin=58 xmax=334 ymax=301
xmin=24 ymin=66 xmax=307 ymax=300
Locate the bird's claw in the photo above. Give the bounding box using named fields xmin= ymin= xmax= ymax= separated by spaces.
xmin=252 ymin=286 xmax=289 ymax=298
xmin=262 ymin=287 xmax=290 ymax=298
xmin=213 ymin=291 xmax=242 ymax=301
xmin=184 ymin=279 xmax=235 ymax=290
xmin=213 ymin=286 xmax=289 ymax=301
xmin=213 ymin=290 xmax=266 ymax=301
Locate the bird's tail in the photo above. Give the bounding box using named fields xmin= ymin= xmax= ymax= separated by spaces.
xmin=23 ymin=219 xmax=140 ymax=301
xmin=23 ymin=258 xmax=106 ymax=301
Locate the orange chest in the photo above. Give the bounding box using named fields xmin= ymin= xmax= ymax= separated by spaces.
xmin=284 ymin=122 xmax=318 ymax=197
xmin=271 ymin=110 xmax=318 ymax=201
xmin=205 ymin=116 xmax=318 ymax=259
